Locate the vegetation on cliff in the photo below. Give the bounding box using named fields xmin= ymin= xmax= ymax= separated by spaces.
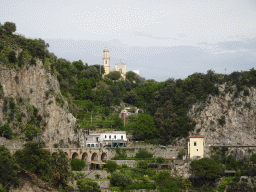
xmin=14 ymin=141 xmax=71 ymax=189
xmin=2 ymin=21 xmax=256 ymax=146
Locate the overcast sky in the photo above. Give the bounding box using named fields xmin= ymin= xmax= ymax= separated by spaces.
xmin=1 ymin=0 xmax=256 ymax=81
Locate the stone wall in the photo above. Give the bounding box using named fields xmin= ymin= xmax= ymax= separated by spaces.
xmin=75 ymin=170 xmax=110 ymax=179
xmin=95 ymin=180 xmax=110 ymax=189
xmin=112 ymin=160 xmax=138 ymax=168
xmin=0 ymin=137 xmax=24 ymax=149
xmin=107 ymin=146 xmax=183 ymax=159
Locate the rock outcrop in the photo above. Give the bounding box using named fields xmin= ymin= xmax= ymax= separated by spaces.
xmin=188 ymin=84 xmax=256 ymax=146
xmin=0 ymin=60 xmax=79 ymax=147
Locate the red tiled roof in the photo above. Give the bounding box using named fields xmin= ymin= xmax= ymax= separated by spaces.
xmin=189 ymin=135 xmax=205 ymax=138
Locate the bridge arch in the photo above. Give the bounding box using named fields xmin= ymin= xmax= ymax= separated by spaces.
xmin=82 ymin=152 xmax=88 ymax=162
xmin=101 ymin=152 xmax=107 ymax=161
xmin=72 ymin=152 xmax=79 ymax=159
xmin=91 ymin=152 xmax=98 ymax=161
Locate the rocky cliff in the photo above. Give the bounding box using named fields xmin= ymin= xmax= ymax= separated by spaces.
xmin=189 ymin=83 xmax=256 ymax=146
xmin=0 ymin=59 xmax=79 ymax=147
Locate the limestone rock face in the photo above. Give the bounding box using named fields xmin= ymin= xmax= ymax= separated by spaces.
xmin=188 ymin=84 xmax=256 ymax=146
xmin=0 ymin=60 xmax=78 ymax=147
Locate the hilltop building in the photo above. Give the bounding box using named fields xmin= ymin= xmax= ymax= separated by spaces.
xmin=188 ymin=135 xmax=205 ymax=160
xmin=115 ymin=60 xmax=127 ymax=79
xmin=102 ymin=48 xmax=140 ymax=78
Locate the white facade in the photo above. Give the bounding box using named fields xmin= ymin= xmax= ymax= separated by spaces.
xmin=86 ymin=131 xmax=127 ymax=148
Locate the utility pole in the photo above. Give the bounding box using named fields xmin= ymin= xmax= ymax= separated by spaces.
xmin=124 ymin=113 xmax=125 ymax=127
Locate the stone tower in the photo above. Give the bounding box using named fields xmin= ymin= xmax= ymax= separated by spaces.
xmin=103 ymin=48 xmax=110 ymax=75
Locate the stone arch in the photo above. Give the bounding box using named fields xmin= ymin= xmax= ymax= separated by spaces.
xmin=101 ymin=152 xmax=107 ymax=161
xmin=64 ymin=152 xmax=68 ymax=157
xmin=82 ymin=152 xmax=88 ymax=161
xmin=72 ymin=152 xmax=79 ymax=159
xmin=91 ymin=152 xmax=98 ymax=161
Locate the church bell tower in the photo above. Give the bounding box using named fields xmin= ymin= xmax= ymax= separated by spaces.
xmin=103 ymin=48 xmax=110 ymax=75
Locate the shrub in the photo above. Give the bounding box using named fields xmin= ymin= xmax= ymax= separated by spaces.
xmin=70 ymin=159 xmax=86 ymax=171
xmin=105 ymin=161 xmax=118 ymax=173
xmin=217 ymin=115 xmax=226 ymax=126
xmin=3 ymin=22 xmax=16 ymax=34
xmin=177 ymin=148 xmax=186 ymax=160
xmin=95 ymin=174 xmax=100 ymax=179
xmin=30 ymin=57 xmax=36 ymax=65
xmin=138 ymin=161 xmax=148 ymax=169
xmin=243 ymin=88 xmax=249 ymax=96
xmin=8 ymin=51 xmax=17 ymax=63
xmin=53 ymin=143 xmax=58 ymax=148
xmin=0 ymin=42 xmax=4 ymax=52
xmin=110 ymin=172 xmax=132 ymax=188
xmin=110 ymin=187 xmax=120 ymax=191
xmin=135 ymin=150 xmax=153 ymax=159
xmin=77 ymin=179 xmax=101 ymax=192
xmin=0 ymin=83 xmax=4 ymax=99
xmin=126 ymin=182 xmax=157 ymax=190
xmin=0 ymin=123 xmax=13 ymax=139
xmin=156 ymin=157 xmax=165 ymax=163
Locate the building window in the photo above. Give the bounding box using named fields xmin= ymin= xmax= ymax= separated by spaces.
xmin=91 ymin=144 xmax=94 ymax=147
xmin=121 ymin=135 xmax=123 ymax=140
xmin=114 ymin=135 xmax=116 ymax=139
xmin=196 ymin=149 xmax=198 ymax=151
xmin=105 ymin=135 xmax=107 ymax=138
xmin=194 ymin=142 xmax=197 ymax=146
xmin=87 ymin=144 xmax=90 ymax=147
xmin=109 ymin=135 xmax=111 ymax=139
xmin=105 ymin=60 xmax=107 ymax=64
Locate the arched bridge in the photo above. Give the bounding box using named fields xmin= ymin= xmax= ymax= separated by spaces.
xmin=48 ymin=148 xmax=108 ymax=163
xmin=8 ymin=148 xmax=109 ymax=163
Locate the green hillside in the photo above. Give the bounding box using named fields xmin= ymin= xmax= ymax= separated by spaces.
xmin=1 ymin=22 xmax=256 ymax=144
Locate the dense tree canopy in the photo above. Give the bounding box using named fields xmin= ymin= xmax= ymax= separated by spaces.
xmin=0 ymin=145 xmax=19 ymax=188
xmin=106 ymin=71 xmax=121 ymax=80
xmin=132 ymin=114 xmax=157 ymax=140
xmin=190 ymin=158 xmax=224 ymax=181
xmin=14 ymin=142 xmax=70 ymax=188
xmin=3 ymin=22 xmax=16 ymax=34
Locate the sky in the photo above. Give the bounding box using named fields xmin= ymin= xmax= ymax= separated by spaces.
xmin=1 ymin=0 xmax=256 ymax=81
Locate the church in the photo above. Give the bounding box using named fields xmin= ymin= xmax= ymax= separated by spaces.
xmin=102 ymin=48 xmax=139 ymax=79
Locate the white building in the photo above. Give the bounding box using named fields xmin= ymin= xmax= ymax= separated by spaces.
xmin=85 ymin=131 xmax=127 ymax=148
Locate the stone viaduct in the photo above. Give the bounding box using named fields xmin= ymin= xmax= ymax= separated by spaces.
xmin=8 ymin=148 xmax=109 ymax=163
